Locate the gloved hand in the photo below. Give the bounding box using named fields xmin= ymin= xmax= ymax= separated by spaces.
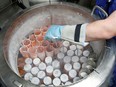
xmin=45 ymin=24 xmax=88 ymax=45
xmin=44 ymin=25 xmax=64 ymax=40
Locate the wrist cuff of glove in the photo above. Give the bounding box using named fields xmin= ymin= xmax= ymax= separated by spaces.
xmin=74 ymin=23 xmax=88 ymax=43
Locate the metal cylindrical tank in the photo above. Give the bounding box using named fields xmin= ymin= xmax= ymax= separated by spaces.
xmin=0 ymin=2 xmax=115 ymax=87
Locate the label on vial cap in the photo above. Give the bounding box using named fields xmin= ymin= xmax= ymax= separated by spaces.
xmin=37 ymin=71 xmax=46 ymax=79
xmin=38 ymin=62 xmax=46 ymax=70
xmin=46 ymin=65 xmax=53 ymax=74
xmin=53 ymin=78 xmax=61 ymax=86
xmin=63 ymin=56 xmax=71 ymax=63
xmin=24 ymin=64 xmax=32 ymax=72
xmin=63 ymin=41 xmax=70 ymax=47
xmin=33 ymin=58 xmax=41 ymax=66
xmin=65 ymin=81 xmax=72 ymax=85
xmin=64 ymin=63 xmax=72 ymax=71
xmin=73 ymin=62 xmax=81 ymax=71
xmin=69 ymin=69 xmax=77 ymax=78
xmin=25 ymin=58 xmax=32 ymax=64
xmin=53 ymin=69 xmax=61 ymax=77
xmin=24 ymin=73 xmax=33 ymax=81
xmin=31 ymin=67 xmax=39 ymax=75
xmin=69 ymin=45 xmax=76 ymax=51
xmin=52 ymin=60 xmax=60 ymax=69
xmin=67 ymin=50 xmax=74 ymax=56
xmin=31 ymin=77 xmax=40 ymax=85
xmin=83 ymin=50 xmax=90 ymax=57
xmin=60 ymin=47 xmax=67 ymax=53
xmin=57 ymin=53 xmax=65 ymax=60
xmin=43 ymin=76 xmax=52 ymax=85
xmin=60 ymin=74 xmax=69 ymax=82
xmin=45 ymin=56 xmax=52 ymax=65
xmin=72 ymin=56 xmax=79 ymax=62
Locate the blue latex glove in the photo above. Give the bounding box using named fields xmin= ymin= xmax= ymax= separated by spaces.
xmin=44 ymin=25 xmax=64 ymax=40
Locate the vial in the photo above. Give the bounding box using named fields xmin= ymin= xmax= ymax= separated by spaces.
xmin=63 ymin=41 xmax=70 ymax=48
xmin=33 ymin=58 xmax=41 ymax=66
xmin=24 ymin=73 xmax=33 ymax=81
xmin=63 ymin=56 xmax=71 ymax=63
xmin=37 ymin=71 xmax=46 ymax=79
xmin=25 ymin=58 xmax=32 ymax=64
xmin=52 ymin=60 xmax=60 ymax=69
xmin=46 ymin=65 xmax=54 ymax=76
xmin=69 ymin=69 xmax=77 ymax=79
xmin=71 ymin=56 xmax=79 ymax=63
xmin=60 ymin=47 xmax=67 ymax=53
xmin=53 ymin=69 xmax=61 ymax=78
xmin=24 ymin=64 xmax=32 ymax=72
xmin=31 ymin=67 xmax=39 ymax=76
xmin=67 ymin=50 xmax=74 ymax=56
xmin=38 ymin=62 xmax=46 ymax=71
xmin=64 ymin=63 xmax=72 ymax=73
xmin=53 ymin=78 xmax=61 ymax=86
xmin=80 ymin=56 xmax=88 ymax=63
xmin=73 ymin=62 xmax=81 ymax=71
xmin=60 ymin=74 xmax=69 ymax=83
xmin=45 ymin=56 xmax=52 ymax=65
xmin=57 ymin=52 xmax=65 ymax=60
xmin=83 ymin=50 xmax=90 ymax=57
xmin=69 ymin=45 xmax=76 ymax=51
xmin=31 ymin=77 xmax=40 ymax=85
xmin=43 ymin=76 xmax=52 ymax=85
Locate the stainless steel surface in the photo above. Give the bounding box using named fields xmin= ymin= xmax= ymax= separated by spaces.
xmin=0 ymin=2 xmax=115 ymax=87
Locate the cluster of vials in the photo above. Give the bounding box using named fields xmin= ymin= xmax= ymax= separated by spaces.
xmin=18 ymin=26 xmax=97 ymax=86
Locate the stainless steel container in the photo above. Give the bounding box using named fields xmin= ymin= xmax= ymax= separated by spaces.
xmin=0 ymin=2 xmax=115 ymax=87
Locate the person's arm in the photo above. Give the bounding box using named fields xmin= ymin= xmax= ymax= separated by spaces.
xmin=45 ymin=11 xmax=116 ymax=43
xmin=86 ymin=11 xmax=116 ymax=41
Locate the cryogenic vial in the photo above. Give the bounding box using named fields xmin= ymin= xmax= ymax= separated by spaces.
xmin=31 ymin=77 xmax=40 ymax=85
xmin=87 ymin=59 xmax=96 ymax=68
xmin=71 ymin=56 xmax=79 ymax=63
xmin=64 ymin=63 xmax=72 ymax=73
xmin=37 ymin=71 xmax=46 ymax=79
xmin=53 ymin=69 xmax=61 ymax=78
xmin=80 ymin=56 xmax=88 ymax=63
xmin=33 ymin=58 xmax=41 ymax=66
xmin=31 ymin=67 xmax=39 ymax=76
xmin=46 ymin=45 xmax=54 ymax=57
xmin=43 ymin=76 xmax=52 ymax=85
xmin=69 ymin=69 xmax=77 ymax=79
xmin=76 ymin=45 xmax=83 ymax=50
xmin=79 ymin=68 xmax=90 ymax=78
xmin=75 ymin=49 xmax=83 ymax=56
xmin=63 ymin=56 xmax=71 ymax=63
xmin=73 ymin=77 xmax=80 ymax=83
xmin=69 ymin=45 xmax=76 ymax=51
xmin=60 ymin=47 xmax=67 ymax=53
xmin=57 ymin=52 xmax=65 ymax=60
xmin=52 ymin=60 xmax=60 ymax=69
xmin=83 ymin=50 xmax=90 ymax=57
xmin=25 ymin=58 xmax=32 ymax=64
xmin=63 ymin=41 xmax=70 ymax=48
xmin=60 ymin=74 xmax=69 ymax=83
xmin=73 ymin=62 xmax=81 ymax=71
xmin=53 ymin=78 xmax=61 ymax=86
xmin=24 ymin=73 xmax=33 ymax=81
xmin=46 ymin=65 xmax=53 ymax=76
xmin=24 ymin=64 xmax=32 ymax=72
xmin=28 ymin=47 xmax=37 ymax=59
xmin=45 ymin=56 xmax=52 ymax=65
xmin=38 ymin=62 xmax=46 ymax=71
xmin=67 ymin=50 xmax=74 ymax=56
xmin=37 ymin=46 xmax=45 ymax=61
xmin=65 ymin=81 xmax=72 ymax=85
